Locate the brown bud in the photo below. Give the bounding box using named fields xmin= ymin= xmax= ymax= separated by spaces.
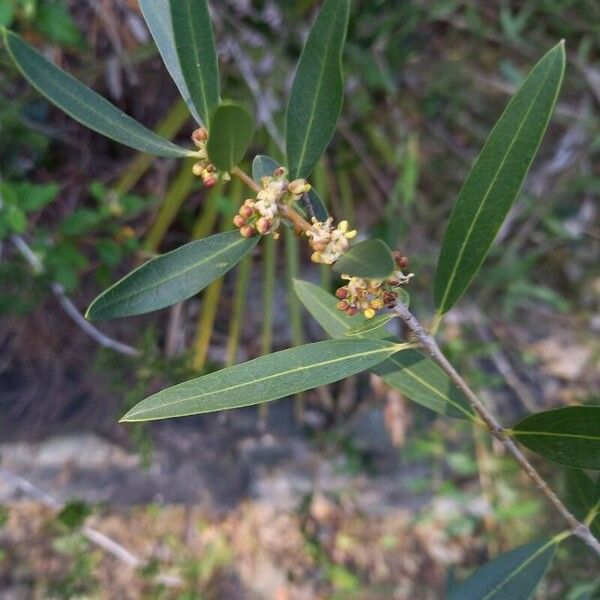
xmin=233 ymin=214 xmax=246 ymax=228
xmin=203 ymin=176 xmax=217 ymax=188
xmin=335 ymin=288 xmax=348 ymax=299
xmin=240 ymin=205 xmax=254 ymax=218
xmin=346 ymin=306 xmax=359 ymax=316
xmin=393 ymin=252 xmax=409 ymax=269
xmin=387 ymin=277 xmax=401 ymax=286
xmin=336 ymin=301 xmax=348 ymax=311
xmin=256 ymin=217 xmax=272 ymax=235
xmin=240 ymin=225 xmax=256 ymax=238
xmin=312 ymin=241 xmax=327 ymax=252
xmin=274 ymin=166 xmax=286 ymax=177
xmin=191 ymin=127 xmax=208 ymax=144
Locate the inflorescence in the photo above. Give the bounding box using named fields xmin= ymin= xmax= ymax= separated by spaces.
xmin=191 ymin=142 xmax=413 ymax=319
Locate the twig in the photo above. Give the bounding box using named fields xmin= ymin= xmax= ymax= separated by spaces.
xmin=0 ymin=467 xmax=181 ymax=587
xmin=10 ymin=235 xmax=139 ymax=357
xmin=393 ymin=301 xmax=600 ymax=558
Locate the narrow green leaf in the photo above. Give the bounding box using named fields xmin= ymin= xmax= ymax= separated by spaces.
xmin=139 ymin=0 xmax=202 ymax=124
xmin=306 ymin=188 xmax=329 ymax=222
xmin=565 ymin=469 xmax=600 ymax=537
xmin=86 ymin=230 xmax=257 ymax=320
xmin=3 ymin=29 xmax=191 ymax=158
xmin=346 ymin=313 xmax=397 ymax=337
xmin=121 ymin=339 xmax=399 ymax=421
xmin=293 ymin=279 xmax=474 ymax=419
xmin=333 ymin=239 xmax=395 ymax=278
xmin=207 ymin=104 xmax=254 ymax=172
xmin=252 ymin=155 xmax=280 ymax=182
xmin=434 ymin=42 xmax=565 ymax=315
xmin=169 ymin=0 xmax=220 ymax=128
xmin=397 ymin=287 xmax=410 ymax=308
xmin=447 ymin=539 xmax=557 ymax=600
xmin=285 ymin=0 xmax=350 ymax=178
xmin=513 ymin=406 xmax=600 ymax=470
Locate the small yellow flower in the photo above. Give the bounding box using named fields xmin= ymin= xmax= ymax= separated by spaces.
xmin=363 ymin=308 xmax=376 ymax=319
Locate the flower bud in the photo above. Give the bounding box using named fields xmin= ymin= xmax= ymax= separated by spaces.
xmin=311 ymin=251 xmax=322 ymax=263
xmin=203 ymin=176 xmax=217 ymax=188
xmin=346 ymin=306 xmax=359 ymax=316
xmin=274 ymin=166 xmax=286 ymax=177
xmin=336 ymin=301 xmax=348 ymax=311
xmin=240 ymin=225 xmax=256 ymax=238
xmin=335 ymin=287 xmax=348 ymax=299
xmin=192 ymin=162 xmax=204 ymax=176
xmin=370 ymin=298 xmax=384 ymax=310
xmin=393 ymin=252 xmax=409 ymax=269
xmin=191 ymin=127 xmax=208 ymax=146
xmin=363 ymin=308 xmax=376 ymax=319
xmin=240 ymin=205 xmax=254 ymax=218
xmin=288 ymin=179 xmax=310 ymax=195
xmin=312 ymin=241 xmax=328 ymax=252
xmin=233 ymin=214 xmax=246 ymax=228
xmin=256 ymin=217 xmax=272 ymax=235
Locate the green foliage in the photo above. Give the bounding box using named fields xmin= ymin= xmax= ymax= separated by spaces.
xmin=86 ymin=230 xmax=258 ymax=320
xmin=448 ymin=539 xmax=557 ymax=600
xmin=286 ymin=0 xmax=350 ymax=179
xmin=121 ymin=339 xmax=399 ymax=421
xmin=565 ymin=470 xmax=600 ymax=537
xmin=207 ymin=103 xmax=254 ymax=171
xmin=57 ymin=501 xmax=92 ymax=530
xmin=252 ymin=154 xmax=280 ymax=181
xmin=169 ymin=0 xmax=220 ymax=128
xmin=513 ymin=406 xmax=600 ymax=470
xmin=434 ymin=42 xmax=565 ymax=315
xmin=333 ymin=239 xmax=395 ymax=278
xmin=293 ymin=280 xmax=474 ymax=419
xmin=139 ymin=0 xmax=202 ymax=124
xmin=3 ymin=29 xmax=192 ymax=157
xmin=345 ymin=313 xmax=397 ymax=337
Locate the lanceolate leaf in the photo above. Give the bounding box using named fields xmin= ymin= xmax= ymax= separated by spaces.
xmin=86 ymin=231 xmax=257 ymax=320
xmin=285 ymin=0 xmax=350 ymax=178
xmin=3 ymin=29 xmax=192 ymax=158
xmin=513 ymin=406 xmax=600 ymax=470
xmin=169 ymin=0 xmax=220 ymax=128
xmin=207 ymin=104 xmax=254 ymax=171
xmin=333 ymin=239 xmax=395 ymax=278
xmin=447 ymin=540 xmax=557 ymax=600
xmin=121 ymin=339 xmax=399 ymax=421
xmin=305 ymin=188 xmax=329 ymax=222
xmin=293 ymin=279 xmax=474 ymax=419
xmin=434 ymin=42 xmax=565 ymax=315
xmin=139 ymin=0 xmax=202 ymax=124
xmin=565 ymin=469 xmax=600 ymax=537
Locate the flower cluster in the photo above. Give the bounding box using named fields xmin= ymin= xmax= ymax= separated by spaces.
xmin=307 ymin=218 xmax=357 ymax=264
xmin=190 ymin=127 xmax=229 ymax=187
xmin=335 ymin=253 xmax=413 ymax=319
xmin=233 ymin=167 xmax=311 ymax=238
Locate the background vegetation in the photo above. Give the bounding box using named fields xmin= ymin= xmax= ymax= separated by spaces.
xmin=0 ymin=1 xmax=598 ymax=598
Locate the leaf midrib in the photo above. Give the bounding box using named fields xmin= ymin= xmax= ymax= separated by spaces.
xmin=481 ymin=540 xmax=555 ymax=600
xmin=437 ymin=51 xmax=558 ymax=312
xmin=126 ymin=343 xmax=395 ymax=418
xmin=514 ymin=431 xmax=600 ymax=441
xmin=291 ymin=6 xmax=342 ymax=177
xmin=91 ymin=235 xmax=248 ymax=313
xmin=6 ymin=32 xmax=188 ymax=156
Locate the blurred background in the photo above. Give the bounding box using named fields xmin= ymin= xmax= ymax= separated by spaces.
xmin=0 ymin=1 xmax=599 ymax=598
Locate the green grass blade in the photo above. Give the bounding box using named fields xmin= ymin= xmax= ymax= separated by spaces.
xmin=169 ymin=0 xmax=220 ymax=128
xmin=3 ymin=29 xmax=192 ymax=158
xmin=293 ymin=280 xmax=474 ymax=420
xmin=139 ymin=0 xmax=202 ymax=124
xmin=447 ymin=539 xmax=557 ymax=600
xmin=285 ymin=0 xmax=350 ymax=178
xmin=512 ymin=406 xmax=600 ymax=470
xmin=207 ymin=103 xmax=254 ymax=171
xmin=86 ymin=230 xmax=258 ymax=320
xmin=434 ymin=42 xmax=565 ymax=315
xmin=121 ymin=339 xmax=399 ymax=421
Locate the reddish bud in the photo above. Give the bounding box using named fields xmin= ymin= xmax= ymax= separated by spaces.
xmin=335 ymin=287 xmax=348 ymax=299
xmin=274 ymin=166 xmax=286 ymax=177
xmin=233 ymin=215 xmax=246 ymax=228
xmin=393 ymin=252 xmax=409 ymax=269
xmin=336 ymin=301 xmax=348 ymax=311
xmin=240 ymin=225 xmax=256 ymax=238
xmin=240 ymin=205 xmax=254 ymax=218
xmin=346 ymin=306 xmax=359 ymax=316
xmin=256 ymin=217 xmax=272 ymax=235
xmin=191 ymin=127 xmax=208 ymax=144
xmin=203 ymin=176 xmax=217 ymax=188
